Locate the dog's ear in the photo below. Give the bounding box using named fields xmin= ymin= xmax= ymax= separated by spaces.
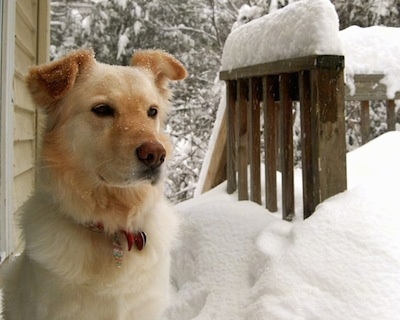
xmin=26 ymin=49 xmax=95 ymax=109
xmin=131 ymin=50 xmax=187 ymax=90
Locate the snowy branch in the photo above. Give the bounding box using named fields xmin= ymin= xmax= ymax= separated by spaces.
xmin=162 ymin=26 xmax=218 ymax=42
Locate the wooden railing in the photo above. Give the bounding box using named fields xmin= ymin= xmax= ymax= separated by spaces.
xmin=345 ymin=75 xmax=398 ymax=145
xmin=200 ymin=56 xmax=399 ymax=220
xmin=218 ymin=55 xmax=348 ymax=220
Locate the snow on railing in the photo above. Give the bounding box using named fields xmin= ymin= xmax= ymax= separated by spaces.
xmin=219 ymin=55 xmax=347 ymax=220
xmin=215 ymin=0 xmax=347 ymax=220
xmin=200 ymin=0 xmax=399 ymax=219
xmin=341 ymin=26 xmax=400 ymax=144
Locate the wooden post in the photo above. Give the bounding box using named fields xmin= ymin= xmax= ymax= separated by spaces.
xmin=249 ymin=78 xmax=262 ymax=204
xmin=263 ymin=76 xmax=278 ymax=212
xmin=361 ymin=100 xmax=370 ymax=144
xmin=237 ymin=79 xmax=249 ymax=201
xmin=280 ymin=74 xmax=295 ymax=221
xmin=310 ymin=67 xmax=347 ymax=205
xmin=387 ymin=99 xmax=396 ymax=131
xmin=299 ymin=70 xmax=316 ymax=219
xmin=227 ymin=81 xmax=237 ymax=194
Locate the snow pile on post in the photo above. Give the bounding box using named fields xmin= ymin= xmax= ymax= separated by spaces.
xmin=221 ymin=0 xmax=343 ymax=70
xmin=340 ymin=25 xmax=400 ymax=98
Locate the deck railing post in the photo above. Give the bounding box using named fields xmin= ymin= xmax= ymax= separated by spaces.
xmin=310 ymin=67 xmax=347 ymax=205
xmin=280 ymin=73 xmax=295 ymax=221
xmin=249 ymin=78 xmax=262 ymax=204
xmin=237 ymin=79 xmax=249 ymax=200
xmin=263 ymin=76 xmax=278 ymax=212
xmin=227 ymin=81 xmax=237 ymax=194
xmin=361 ymin=100 xmax=370 ymax=144
xmin=387 ymin=99 xmax=396 ymax=131
xmin=299 ymin=70 xmax=317 ymax=219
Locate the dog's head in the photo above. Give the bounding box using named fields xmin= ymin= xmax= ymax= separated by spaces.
xmin=27 ymin=49 xmax=187 ymax=188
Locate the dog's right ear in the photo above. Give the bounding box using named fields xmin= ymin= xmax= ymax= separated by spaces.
xmin=26 ymin=49 xmax=95 ymax=110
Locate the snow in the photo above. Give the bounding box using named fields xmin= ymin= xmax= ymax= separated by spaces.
xmin=221 ymin=0 xmax=343 ymax=70
xmin=221 ymin=0 xmax=400 ymax=99
xmin=340 ymin=25 xmax=400 ymax=98
xmin=164 ymin=131 xmax=400 ymax=320
xmin=117 ymin=29 xmax=130 ymax=60
xmin=231 ymin=5 xmax=264 ymax=30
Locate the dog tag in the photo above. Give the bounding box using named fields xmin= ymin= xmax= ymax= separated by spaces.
xmin=134 ymin=231 xmax=147 ymax=251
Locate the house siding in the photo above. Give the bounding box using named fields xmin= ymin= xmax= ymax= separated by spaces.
xmin=12 ymin=0 xmax=38 ymax=244
xmin=7 ymin=0 xmax=49 ymax=253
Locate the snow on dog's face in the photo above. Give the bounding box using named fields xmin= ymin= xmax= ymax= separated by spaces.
xmin=27 ymin=49 xmax=187 ymax=187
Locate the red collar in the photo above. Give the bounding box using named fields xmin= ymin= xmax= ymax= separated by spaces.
xmin=83 ymin=222 xmax=147 ymax=267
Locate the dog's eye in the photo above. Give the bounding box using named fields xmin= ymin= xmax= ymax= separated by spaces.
xmin=91 ymin=104 xmax=114 ymax=117
xmin=148 ymin=106 xmax=158 ymax=118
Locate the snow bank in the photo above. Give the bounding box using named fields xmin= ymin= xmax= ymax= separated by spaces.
xmin=340 ymin=25 xmax=400 ymax=98
xmin=164 ymin=132 xmax=400 ymax=320
xmin=221 ymin=0 xmax=343 ymax=70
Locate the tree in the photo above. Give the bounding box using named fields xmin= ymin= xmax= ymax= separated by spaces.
xmin=50 ymin=0 xmax=247 ymax=203
xmin=51 ymin=0 xmax=400 ymax=202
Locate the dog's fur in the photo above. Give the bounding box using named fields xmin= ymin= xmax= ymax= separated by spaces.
xmin=1 ymin=49 xmax=187 ymax=320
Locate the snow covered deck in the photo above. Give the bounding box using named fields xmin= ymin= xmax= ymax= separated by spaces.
xmin=165 ymin=131 xmax=400 ymax=320
xmin=200 ymin=0 xmax=400 ymax=219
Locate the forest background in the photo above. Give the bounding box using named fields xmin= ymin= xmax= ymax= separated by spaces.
xmin=50 ymin=0 xmax=400 ymax=203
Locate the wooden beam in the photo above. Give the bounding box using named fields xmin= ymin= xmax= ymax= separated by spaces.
xmin=221 ymin=55 xmax=344 ymax=80
xmin=299 ymin=70 xmax=316 ymax=219
xmin=263 ymin=76 xmax=278 ymax=212
xmin=249 ymin=78 xmax=262 ymax=204
xmin=387 ymin=100 xmax=396 ymax=131
xmin=200 ymin=108 xmax=228 ymax=194
xmin=227 ymin=81 xmax=237 ymax=194
xmin=360 ymin=101 xmax=370 ymax=145
xmin=237 ymin=79 xmax=249 ymax=200
xmin=310 ymin=68 xmax=347 ymax=204
xmin=280 ymin=74 xmax=295 ymax=221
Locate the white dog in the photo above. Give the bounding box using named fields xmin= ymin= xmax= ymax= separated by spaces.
xmin=1 ymin=49 xmax=187 ymax=320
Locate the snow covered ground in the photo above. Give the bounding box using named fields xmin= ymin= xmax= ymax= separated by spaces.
xmin=163 ymin=131 xmax=400 ymax=320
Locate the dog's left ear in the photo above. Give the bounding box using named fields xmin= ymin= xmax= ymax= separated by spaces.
xmin=131 ymin=50 xmax=188 ymax=90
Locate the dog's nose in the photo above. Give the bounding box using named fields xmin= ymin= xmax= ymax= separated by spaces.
xmin=136 ymin=141 xmax=166 ymax=168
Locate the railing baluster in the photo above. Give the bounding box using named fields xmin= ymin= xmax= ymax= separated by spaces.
xmin=299 ymin=70 xmax=315 ymax=219
xmin=237 ymin=79 xmax=249 ymax=200
xmin=263 ymin=76 xmax=278 ymax=212
xmin=387 ymin=99 xmax=396 ymax=131
xmin=361 ymin=100 xmax=370 ymax=144
xmin=280 ymin=74 xmax=295 ymax=221
xmin=249 ymin=78 xmax=262 ymax=204
xmin=227 ymin=81 xmax=237 ymax=194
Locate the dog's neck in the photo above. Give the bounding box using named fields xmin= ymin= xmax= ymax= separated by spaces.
xmin=83 ymin=221 xmax=147 ymax=268
xmin=39 ymin=162 xmax=160 ymax=232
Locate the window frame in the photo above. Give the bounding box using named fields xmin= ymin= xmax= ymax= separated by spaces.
xmin=0 ymin=0 xmax=16 ymax=263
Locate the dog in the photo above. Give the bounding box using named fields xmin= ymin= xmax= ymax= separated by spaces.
xmin=1 ymin=49 xmax=187 ymax=319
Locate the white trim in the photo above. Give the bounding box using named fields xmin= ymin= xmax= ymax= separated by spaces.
xmin=0 ymin=0 xmax=16 ymax=263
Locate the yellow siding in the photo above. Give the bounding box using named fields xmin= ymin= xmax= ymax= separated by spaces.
xmin=12 ymin=0 xmax=39 ymax=248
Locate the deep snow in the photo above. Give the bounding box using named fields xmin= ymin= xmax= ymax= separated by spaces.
xmin=164 ymin=132 xmax=400 ymax=320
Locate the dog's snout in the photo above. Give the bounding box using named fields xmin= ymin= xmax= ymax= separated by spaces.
xmin=136 ymin=141 xmax=166 ymax=168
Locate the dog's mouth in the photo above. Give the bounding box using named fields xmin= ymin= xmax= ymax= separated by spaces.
xmin=98 ymin=167 xmax=162 ymax=187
